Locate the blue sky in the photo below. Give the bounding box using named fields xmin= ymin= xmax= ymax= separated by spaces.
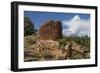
xmin=24 ymin=11 xmax=90 ymax=36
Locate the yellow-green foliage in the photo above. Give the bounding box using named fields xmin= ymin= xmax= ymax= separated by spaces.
xmin=62 ymin=35 xmax=90 ymax=48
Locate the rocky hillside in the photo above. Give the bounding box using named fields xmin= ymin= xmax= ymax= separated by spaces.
xmin=24 ymin=19 xmax=90 ymax=62
xmin=24 ymin=35 xmax=90 ymax=62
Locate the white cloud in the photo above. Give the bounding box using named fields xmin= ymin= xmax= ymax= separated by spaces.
xmin=62 ymin=15 xmax=90 ymax=36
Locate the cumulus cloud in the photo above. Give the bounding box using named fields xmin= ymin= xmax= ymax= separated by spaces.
xmin=62 ymin=15 xmax=90 ymax=36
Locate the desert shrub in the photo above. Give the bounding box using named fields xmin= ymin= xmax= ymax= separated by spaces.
xmin=71 ymin=51 xmax=84 ymax=59
xmin=58 ymin=38 xmax=67 ymax=49
xmin=83 ymin=53 xmax=90 ymax=59
xmin=62 ymin=35 xmax=90 ymax=48
xmin=42 ymin=50 xmax=53 ymax=60
xmin=33 ymin=54 xmax=41 ymax=59
xmin=24 ymin=36 xmax=36 ymax=45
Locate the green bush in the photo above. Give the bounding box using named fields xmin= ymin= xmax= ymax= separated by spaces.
xmin=58 ymin=38 xmax=67 ymax=49
xmin=62 ymin=35 xmax=90 ymax=48
xmin=24 ymin=17 xmax=36 ymax=36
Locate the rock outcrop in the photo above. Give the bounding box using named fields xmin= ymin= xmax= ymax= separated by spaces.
xmin=38 ymin=20 xmax=62 ymax=40
xmin=24 ymin=35 xmax=90 ymax=61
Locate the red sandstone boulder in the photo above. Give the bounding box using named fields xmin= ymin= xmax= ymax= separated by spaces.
xmin=38 ymin=20 xmax=62 ymax=40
